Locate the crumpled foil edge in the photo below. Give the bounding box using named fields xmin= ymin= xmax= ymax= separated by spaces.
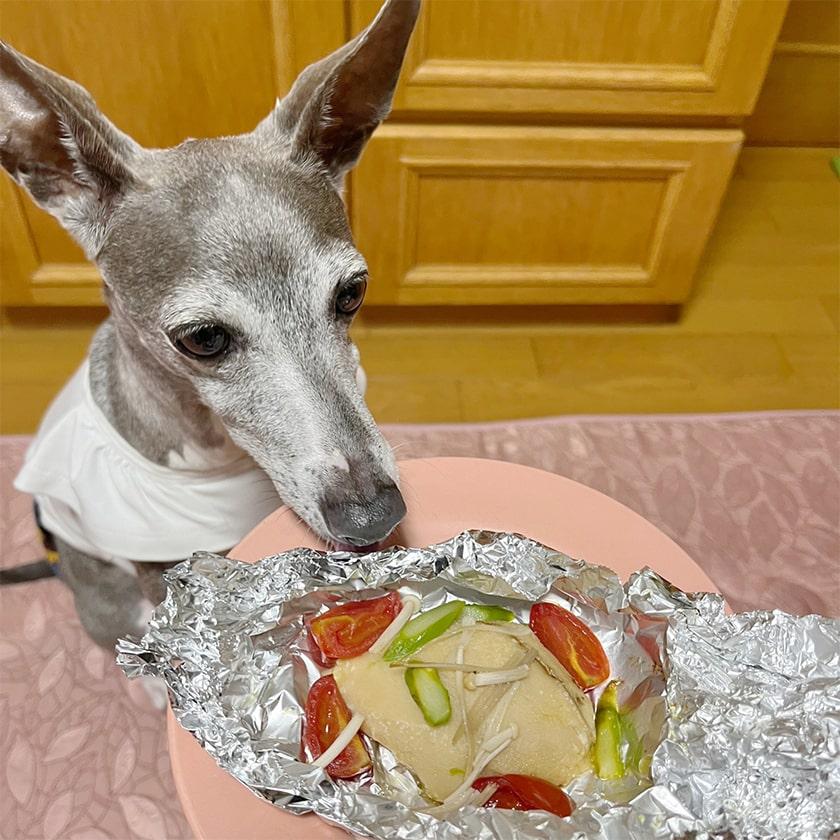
xmin=116 ymin=530 xmax=840 ymax=840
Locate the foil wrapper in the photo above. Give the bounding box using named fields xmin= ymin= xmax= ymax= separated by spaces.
xmin=116 ymin=531 xmax=840 ymax=840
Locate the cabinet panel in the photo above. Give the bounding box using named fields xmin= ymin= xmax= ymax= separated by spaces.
xmin=352 ymin=125 xmax=742 ymax=305
xmin=0 ymin=0 xmax=280 ymax=305
xmin=0 ymin=176 xmax=38 ymax=306
xmin=415 ymin=173 xmax=664 ymax=269
xmin=352 ymin=0 xmax=787 ymax=117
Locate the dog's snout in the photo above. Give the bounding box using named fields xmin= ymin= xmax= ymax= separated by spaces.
xmin=320 ymin=480 xmax=406 ymax=549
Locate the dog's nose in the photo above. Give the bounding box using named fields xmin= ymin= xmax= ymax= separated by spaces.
xmin=320 ymin=481 xmax=406 ymax=548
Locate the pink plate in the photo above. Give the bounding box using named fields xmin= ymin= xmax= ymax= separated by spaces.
xmin=167 ymin=457 xmax=719 ymax=840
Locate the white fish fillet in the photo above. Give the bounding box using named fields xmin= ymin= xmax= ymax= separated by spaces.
xmin=333 ymin=626 xmax=595 ymax=802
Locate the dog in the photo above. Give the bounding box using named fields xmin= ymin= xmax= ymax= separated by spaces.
xmin=0 ymin=0 xmax=420 ymax=657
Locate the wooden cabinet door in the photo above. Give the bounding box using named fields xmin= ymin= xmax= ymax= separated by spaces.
xmin=0 ymin=1 xmax=770 ymax=309
xmin=353 ymin=125 xmax=741 ymax=305
xmin=0 ymin=0 xmax=281 ymax=305
xmin=351 ymin=0 xmax=788 ymax=117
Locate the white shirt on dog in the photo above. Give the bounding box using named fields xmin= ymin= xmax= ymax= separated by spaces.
xmin=15 ymin=362 xmax=282 ymax=567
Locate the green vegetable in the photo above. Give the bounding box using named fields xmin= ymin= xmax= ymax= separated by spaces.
xmin=598 ymin=679 xmax=619 ymax=712
xmin=384 ymin=601 xmax=465 ymax=662
xmin=594 ymin=681 xmax=625 ymax=780
xmin=619 ymin=711 xmax=644 ymax=774
xmin=405 ymin=667 xmax=451 ymax=726
xmin=463 ymin=604 xmax=515 ymax=623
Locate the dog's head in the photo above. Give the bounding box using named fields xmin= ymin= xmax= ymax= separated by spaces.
xmin=0 ymin=0 xmax=420 ymax=548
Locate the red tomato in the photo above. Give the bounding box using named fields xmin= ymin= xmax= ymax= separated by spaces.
xmin=304 ymin=676 xmax=370 ymax=779
xmin=309 ymin=592 xmax=401 ymax=659
xmin=304 ymin=621 xmax=335 ymax=669
xmin=529 ymin=602 xmax=609 ymax=690
xmin=472 ymin=774 xmax=574 ymax=818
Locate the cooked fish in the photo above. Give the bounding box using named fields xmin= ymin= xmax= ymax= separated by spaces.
xmin=333 ymin=624 xmax=595 ymax=801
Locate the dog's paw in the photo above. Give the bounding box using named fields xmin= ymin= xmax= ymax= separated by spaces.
xmin=135 ymin=674 xmax=169 ymax=713
xmin=133 ymin=597 xmax=157 ymax=635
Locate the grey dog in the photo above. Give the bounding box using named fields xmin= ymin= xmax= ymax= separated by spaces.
xmin=0 ymin=0 xmax=420 ymax=659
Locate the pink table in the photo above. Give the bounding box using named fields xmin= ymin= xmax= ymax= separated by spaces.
xmin=167 ymin=457 xmax=719 ymax=840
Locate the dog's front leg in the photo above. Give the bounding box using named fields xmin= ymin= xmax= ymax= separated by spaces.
xmin=55 ymin=538 xmax=174 ymax=709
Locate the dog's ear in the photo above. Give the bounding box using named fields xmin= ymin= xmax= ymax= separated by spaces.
xmin=256 ymin=0 xmax=419 ymax=188
xmin=0 ymin=41 xmax=140 ymax=256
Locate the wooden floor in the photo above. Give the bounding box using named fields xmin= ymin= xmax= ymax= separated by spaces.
xmin=1 ymin=147 xmax=838 ymax=432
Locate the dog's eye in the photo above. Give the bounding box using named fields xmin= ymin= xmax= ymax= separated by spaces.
xmin=174 ymin=325 xmax=231 ymax=359
xmin=335 ymin=275 xmax=367 ymax=316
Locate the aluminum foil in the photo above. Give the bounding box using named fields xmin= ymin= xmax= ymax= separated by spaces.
xmin=116 ymin=530 xmax=840 ymax=840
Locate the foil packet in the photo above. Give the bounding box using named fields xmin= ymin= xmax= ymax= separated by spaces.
xmin=116 ymin=530 xmax=840 ymax=840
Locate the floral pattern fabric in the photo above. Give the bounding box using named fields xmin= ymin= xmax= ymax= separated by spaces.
xmin=1 ymin=411 xmax=837 ymax=839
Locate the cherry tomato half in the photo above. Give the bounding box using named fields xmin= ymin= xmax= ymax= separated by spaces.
xmin=529 ymin=602 xmax=610 ymax=690
xmin=309 ymin=591 xmax=401 ymax=659
xmin=304 ymin=675 xmax=370 ymax=779
xmin=305 ymin=621 xmax=336 ymax=669
xmin=473 ymin=774 xmax=574 ymax=818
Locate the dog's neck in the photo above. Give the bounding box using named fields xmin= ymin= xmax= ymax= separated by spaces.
xmin=88 ymin=318 xmax=243 ymax=470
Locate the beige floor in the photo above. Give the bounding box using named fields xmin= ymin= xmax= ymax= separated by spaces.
xmin=1 ymin=147 xmax=838 ymax=433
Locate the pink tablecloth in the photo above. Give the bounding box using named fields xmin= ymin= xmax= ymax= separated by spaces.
xmin=1 ymin=411 xmax=838 ymax=840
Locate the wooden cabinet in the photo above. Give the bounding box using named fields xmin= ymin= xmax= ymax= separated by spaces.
xmin=352 ymin=0 xmax=787 ymax=117
xmin=355 ymin=125 xmax=740 ymax=305
xmin=746 ymin=0 xmax=840 ymax=146
xmin=0 ymin=0 xmax=787 ymax=308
